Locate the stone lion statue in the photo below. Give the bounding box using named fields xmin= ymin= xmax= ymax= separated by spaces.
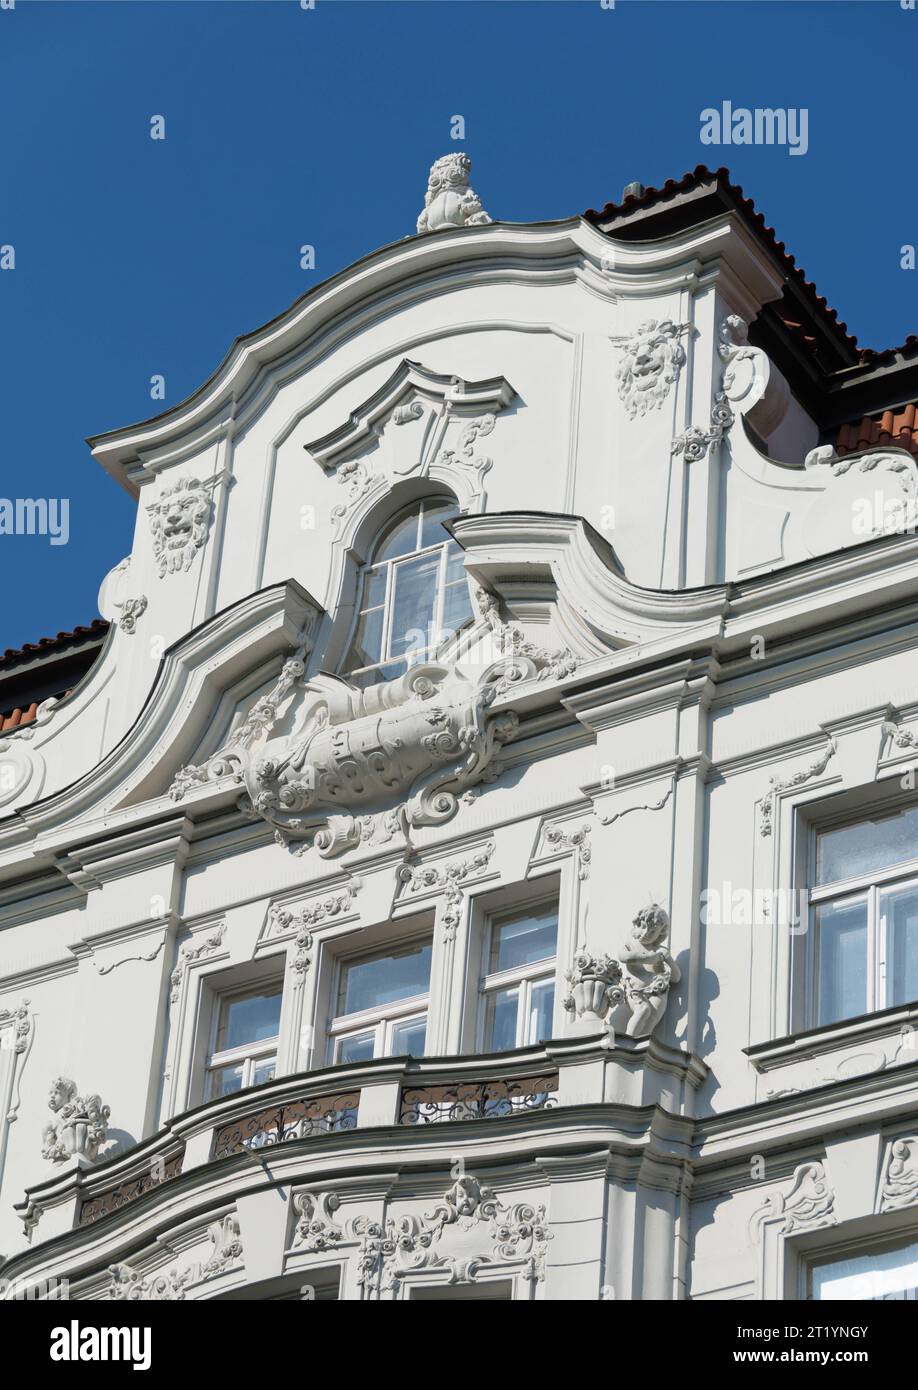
xmin=417 ymin=153 xmax=492 ymax=234
xmin=146 ymin=476 xmax=213 ymax=577
xmin=613 ymin=319 xmax=687 ymax=419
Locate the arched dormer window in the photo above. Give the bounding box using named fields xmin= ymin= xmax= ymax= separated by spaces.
xmin=342 ymin=497 xmax=473 ymax=686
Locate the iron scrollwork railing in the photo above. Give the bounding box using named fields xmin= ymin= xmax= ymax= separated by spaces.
xmin=399 ymin=1073 xmax=559 ymax=1126
xmin=78 ymin=1154 xmax=184 ymax=1227
xmin=211 ymin=1091 xmax=360 ymax=1159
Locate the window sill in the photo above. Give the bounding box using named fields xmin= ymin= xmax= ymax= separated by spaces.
xmin=745 ymin=1000 xmax=918 ymax=1098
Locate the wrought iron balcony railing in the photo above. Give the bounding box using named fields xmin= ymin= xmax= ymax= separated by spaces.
xmin=211 ymin=1091 xmax=359 ymax=1160
xmin=399 ymin=1073 xmax=559 ymax=1125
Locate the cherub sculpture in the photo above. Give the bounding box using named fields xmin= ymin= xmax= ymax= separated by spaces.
xmin=616 ymin=904 xmax=680 ymax=1038
xmin=41 ymin=1076 xmax=111 ymax=1164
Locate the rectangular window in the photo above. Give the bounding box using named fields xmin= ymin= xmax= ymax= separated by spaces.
xmin=810 ymin=1236 xmax=918 ymax=1300
xmin=206 ymin=984 xmax=283 ymax=1099
xmin=810 ymin=803 xmax=918 ymax=1026
xmin=329 ymin=938 xmax=432 ymax=1063
xmin=480 ymin=904 xmax=557 ymax=1052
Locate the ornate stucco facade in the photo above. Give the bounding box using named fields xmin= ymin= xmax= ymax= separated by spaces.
xmin=2 ymin=161 xmax=918 ymax=1301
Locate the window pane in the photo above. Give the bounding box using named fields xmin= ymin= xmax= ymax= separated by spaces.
xmin=363 ymin=566 xmax=387 ymax=609
xmin=419 ymin=502 xmax=458 ymax=548
xmin=389 ymin=554 xmax=440 ymax=660
xmin=817 ymin=805 xmax=918 ymax=885
xmin=338 ymin=941 xmax=432 ymax=1015
xmin=208 ymin=1063 xmax=244 ymax=1098
xmin=376 ymin=507 xmax=421 ymax=562
xmin=444 ymin=540 xmax=466 ymax=584
xmin=442 ymin=579 xmax=473 ymax=638
xmin=886 ymin=884 xmax=918 ymax=1007
xmin=489 ymin=907 xmax=558 ymax=973
xmin=484 ymin=986 xmax=518 ymax=1052
xmin=391 ymin=1016 xmax=427 ymax=1057
xmin=251 ymin=1057 xmax=276 ymax=1088
xmin=216 ymin=989 xmax=282 ymax=1051
xmin=338 ymin=1031 xmax=376 ymax=1064
xmin=817 ymin=899 xmax=868 ymax=1025
xmin=345 ymin=606 xmax=384 ymax=670
xmin=812 ymin=1239 xmax=918 ymax=1300
xmin=527 ymin=980 xmax=555 ymax=1044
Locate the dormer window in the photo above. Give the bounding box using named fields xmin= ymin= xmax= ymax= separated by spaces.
xmin=342 ymin=497 xmax=472 ymax=686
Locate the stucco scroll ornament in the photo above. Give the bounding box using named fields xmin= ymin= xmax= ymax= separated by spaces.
xmin=41 ymin=1077 xmax=111 ymax=1165
xmin=270 ymin=880 xmax=362 ymax=986
xmin=611 ymin=319 xmax=690 ymax=420
xmin=177 ymin=661 xmax=517 ymax=857
xmin=0 ymin=998 xmax=33 ymax=1123
xmin=397 ymin=842 xmax=495 ymax=941
xmin=146 ymin=475 xmax=219 ymax=578
xmin=294 ymin=1191 xmax=344 ymax=1251
xmin=108 ymin=1214 xmax=243 ymax=1300
xmin=114 ymin=595 xmax=148 ymax=634
xmin=880 ymin=1137 xmax=918 ymax=1213
xmin=351 ymin=1174 xmax=551 ymax=1296
xmin=758 ymin=735 xmax=837 ymax=837
xmin=476 ymin=588 xmax=580 ymax=694
xmin=542 ymin=821 xmax=592 ymax=879
xmin=170 ymin=922 xmax=226 ymax=1003
xmin=750 ymin=1161 xmax=836 ymax=1242
xmin=609 ymin=903 xmax=680 ymax=1040
xmin=416 ymin=153 xmax=492 ymax=233
xmin=438 ymin=414 xmax=496 ymax=491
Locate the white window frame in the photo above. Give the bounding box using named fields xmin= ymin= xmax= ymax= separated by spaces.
xmin=328 ymin=935 xmax=433 ymax=1064
xmin=205 ymin=982 xmax=283 ymax=1099
xmin=341 ymin=498 xmax=470 ymax=683
xmin=807 ymin=811 xmax=918 ymax=1027
xmin=478 ymin=903 xmax=558 ymax=1052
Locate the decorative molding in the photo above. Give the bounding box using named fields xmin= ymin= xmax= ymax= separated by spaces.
xmin=562 ymin=951 xmax=622 ymax=1025
xmin=293 ymin=1190 xmax=344 ymax=1251
xmin=758 ymin=736 xmax=837 ymax=836
xmin=41 ymin=1077 xmax=111 ymax=1165
xmin=718 ymin=314 xmax=787 ymax=436
xmin=476 ymin=587 xmax=581 ymax=695
xmin=750 ymin=1161 xmax=836 ymax=1241
xmin=172 ymin=661 xmax=518 ymax=857
xmin=269 ymin=880 xmax=362 ymax=986
xmin=107 ymin=1213 xmax=243 ymax=1300
xmin=610 ymin=319 xmax=690 ymax=419
xmin=0 ymin=998 xmax=33 ymax=1123
xmin=397 ymin=842 xmax=495 ymax=941
xmin=538 ymin=820 xmax=592 ymax=879
xmin=146 ymin=474 xmax=220 ymax=578
xmin=599 ymin=784 xmax=672 ymax=827
xmin=113 ymin=595 xmax=148 ymax=634
xmin=671 ymin=395 xmax=734 ymax=463
xmin=880 ymin=1136 xmax=918 ymax=1213
xmin=96 ymin=939 xmax=165 ymax=976
xmin=416 ymin=153 xmax=491 ymax=234
xmin=170 ymin=922 xmax=226 ymax=1003
xmin=881 ymin=714 xmax=918 ymax=753
xmin=350 ymin=1173 xmax=550 ymax=1297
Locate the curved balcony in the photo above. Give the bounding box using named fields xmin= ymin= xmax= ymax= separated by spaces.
xmin=2 ymin=1033 xmax=705 ymax=1299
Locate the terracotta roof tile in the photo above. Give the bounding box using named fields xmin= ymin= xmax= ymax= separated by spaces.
xmin=835 ymin=403 xmax=918 ymax=457
xmin=0 ymin=619 xmax=109 ymax=669
xmin=0 ymin=702 xmax=39 ymax=734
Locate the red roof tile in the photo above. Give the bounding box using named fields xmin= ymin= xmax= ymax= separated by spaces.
xmin=835 ymin=403 xmax=918 ymax=458
xmin=0 ymin=619 xmax=109 ymax=669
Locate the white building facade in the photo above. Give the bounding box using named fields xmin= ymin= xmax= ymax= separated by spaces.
xmin=2 ymin=160 xmax=918 ymax=1301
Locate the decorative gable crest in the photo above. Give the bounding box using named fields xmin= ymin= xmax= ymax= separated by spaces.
xmin=304 ymin=360 xmax=516 ymax=527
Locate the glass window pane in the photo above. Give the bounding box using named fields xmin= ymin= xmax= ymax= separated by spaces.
xmin=817 ymin=899 xmax=869 ymax=1025
xmin=391 ymin=1016 xmax=427 ymax=1057
xmin=812 ymin=1239 xmax=918 ymax=1300
xmin=345 ymin=606 xmax=384 ymax=671
xmin=337 ymin=1031 xmax=376 ymax=1064
xmin=216 ymin=989 xmax=282 ymax=1051
xmin=338 ymin=941 xmax=432 ymax=1015
xmin=376 ymin=507 xmax=421 ymax=562
xmin=489 ymin=908 xmax=558 ymax=973
xmin=209 ymin=1063 xmax=244 ymax=1098
xmin=527 ymin=980 xmax=555 ymax=1044
xmin=388 ymin=555 xmax=440 ymax=660
xmin=483 ymin=986 xmax=519 ymax=1052
xmin=817 ymin=805 xmax=918 ymax=885
xmin=886 ymin=884 xmax=918 ymax=1007
xmin=444 ymin=540 xmax=466 ymax=584
xmin=419 ymin=502 xmax=458 ymax=548
xmin=251 ymin=1057 xmax=276 ymax=1088
xmin=363 ymin=566 xmax=387 ymax=609
xmin=442 ymin=579 xmax=473 ymax=638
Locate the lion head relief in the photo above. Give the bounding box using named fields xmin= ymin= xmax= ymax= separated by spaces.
xmin=612 ymin=319 xmax=689 ymax=419
xmin=146 ymin=476 xmax=215 ymax=577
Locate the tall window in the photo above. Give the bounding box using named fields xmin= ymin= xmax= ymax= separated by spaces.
xmin=342 ymin=497 xmax=473 ymax=686
xmin=329 ymin=938 xmax=432 ymax=1063
xmin=810 ymin=1237 xmax=918 ymax=1300
xmin=810 ymin=803 xmax=918 ymax=1026
xmin=480 ymin=904 xmax=557 ymax=1051
xmin=206 ymin=984 xmax=283 ymax=1098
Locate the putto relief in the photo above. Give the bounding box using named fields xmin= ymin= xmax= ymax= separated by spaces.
xmin=611 ymin=319 xmax=690 ymax=419
xmin=41 ymin=1077 xmax=111 ymax=1165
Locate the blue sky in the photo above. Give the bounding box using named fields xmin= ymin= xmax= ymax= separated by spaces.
xmin=1 ymin=0 xmax=915 ymax=652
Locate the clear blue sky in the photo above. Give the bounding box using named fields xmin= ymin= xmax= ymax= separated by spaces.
xmin=1 ymin=0 xmax=915 ymax=652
